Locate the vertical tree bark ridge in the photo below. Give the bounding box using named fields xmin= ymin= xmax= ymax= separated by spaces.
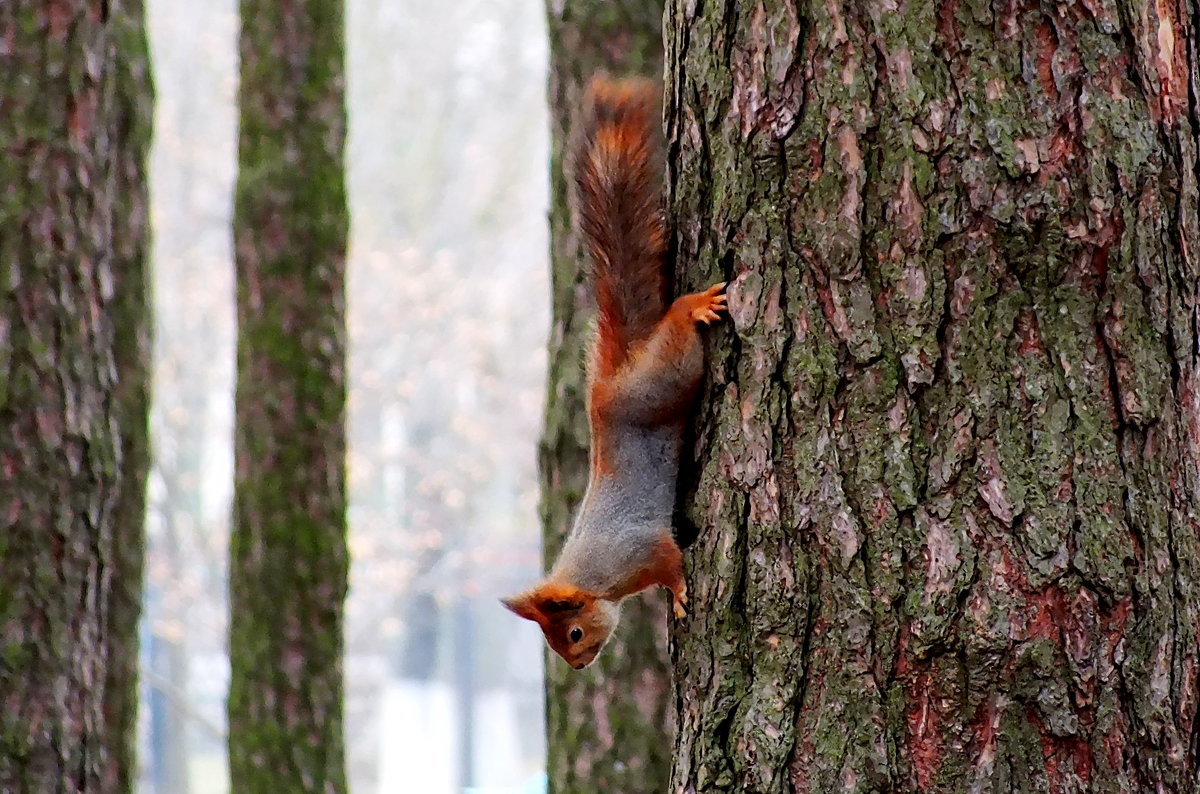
xmin=541 ymin=2 xmax=671 ymax=792
xmin=666 ymin=0 xmax=1198 ymax=791
xmin=228 ymin=0 xmax=349 ymax=791
xmin=0 ymin=2 xmax=152 ymax=791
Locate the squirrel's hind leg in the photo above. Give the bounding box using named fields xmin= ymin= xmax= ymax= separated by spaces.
xmin=593 ymin=282 xmax=727 ymax=426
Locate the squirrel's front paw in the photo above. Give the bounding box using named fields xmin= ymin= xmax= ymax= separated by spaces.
xmin=672 ymin=586 xmax=688 ymax=619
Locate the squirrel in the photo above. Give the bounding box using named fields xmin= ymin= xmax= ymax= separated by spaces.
xmin=501 ymin=74 xmax=726 ymax=670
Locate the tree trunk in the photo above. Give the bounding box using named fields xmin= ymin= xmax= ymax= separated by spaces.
xmin=540 ymin=3 xmax=673 ymax=793
xmin=665 ymin=0 xmax=1198 ymax=791
xmin=0 ymin=2 xmax=152 ymax=791
xmin=227 ymin=0 xmax=349 ymax=791
xmin=105 ymin=2 xmax=154 ymax=789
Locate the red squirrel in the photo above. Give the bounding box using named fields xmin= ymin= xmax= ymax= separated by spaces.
xmin=501 ymin=75 xmax=726 ymax=670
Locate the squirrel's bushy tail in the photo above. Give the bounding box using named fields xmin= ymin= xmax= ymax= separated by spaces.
xmin=575 ymin=74 xmax=668 ymax=372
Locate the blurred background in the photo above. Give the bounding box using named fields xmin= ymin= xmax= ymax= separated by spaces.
xmin=141 ymin=1 xmax=549 ymax=791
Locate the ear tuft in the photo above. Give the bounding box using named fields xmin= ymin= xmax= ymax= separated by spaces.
xmin=500 ymin=592 xmax=541 ymax=622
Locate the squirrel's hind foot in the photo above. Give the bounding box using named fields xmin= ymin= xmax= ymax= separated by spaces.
xmin=688 ymin=282 xmax=727 ymax=325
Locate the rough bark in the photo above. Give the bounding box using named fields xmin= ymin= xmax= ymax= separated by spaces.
xmin=0 ymin=2 xmax=152 ymax=791
xmin=540 ymin=2 xmax=673 ymax=793
xmin=227 ymin=0 xmax=349 ymax=791
xmin=665 ymin=0 xmax=1199 ymax=792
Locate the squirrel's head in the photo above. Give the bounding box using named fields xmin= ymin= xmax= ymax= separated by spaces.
xmin=500 ymin=583 xmax=619 ymax=669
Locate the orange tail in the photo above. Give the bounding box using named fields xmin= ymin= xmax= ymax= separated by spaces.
xmin=575 ymin=74 xmax=668 ymax=377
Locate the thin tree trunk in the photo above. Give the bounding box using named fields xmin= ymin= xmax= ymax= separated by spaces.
xmin=666 ymin=0 xmax=1199 ymax=791
xmin=540 ymin=3 xmax=673 ymax=793
xmin=0 ymin=2 xmax=152 ymax=791
xmin=227 ymin=0 xmax=349 ymax=791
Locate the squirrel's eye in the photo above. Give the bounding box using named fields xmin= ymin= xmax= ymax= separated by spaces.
xmin=569 ymin=627 xmax=583 ymax=643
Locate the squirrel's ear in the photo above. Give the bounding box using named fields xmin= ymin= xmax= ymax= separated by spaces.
xmin=502 ymin=585 xmax=588 ymax=621
xmin=539 ymin=597 xmax=585 ymax=615
xmin=500 ymin=592 xmax=541 ymax=622
xmin=532 ymin=583 xmax=587 ymax=615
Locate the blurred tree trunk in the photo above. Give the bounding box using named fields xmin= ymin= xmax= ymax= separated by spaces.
xmin=540 ymin=2 xmax=672 ymax=794
xmin=227 ymin=0 xmax=349 ymax=791
xmin=105 ymin=2 xmax=155 ymax=790
xmin=0 ymin=2 xmax=152 ymax=792
xmin=666 ymin=1 xmax=1199 ymax=792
